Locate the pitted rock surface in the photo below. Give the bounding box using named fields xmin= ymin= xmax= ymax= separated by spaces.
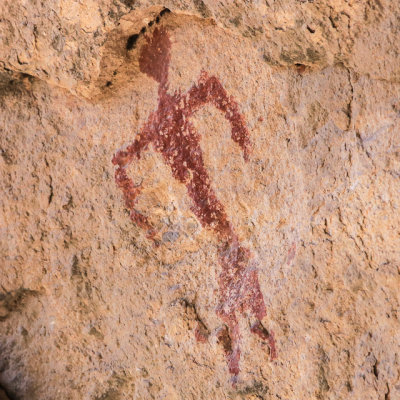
xmin=1 ymin=1 xmax=400 ymax=399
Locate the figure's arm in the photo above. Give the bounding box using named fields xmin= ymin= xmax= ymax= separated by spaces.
xmin=112 ymin=127 xmax=157 ymax=242
xmin=186 ymin=71 xmax=251 ymax=161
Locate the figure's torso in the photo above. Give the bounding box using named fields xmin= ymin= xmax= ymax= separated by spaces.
xmin=151 ymin=91 xmax=202 ymax=183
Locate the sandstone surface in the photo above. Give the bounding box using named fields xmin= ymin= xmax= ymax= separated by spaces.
xmin=1 ymin=1 xmax=400 ymax=399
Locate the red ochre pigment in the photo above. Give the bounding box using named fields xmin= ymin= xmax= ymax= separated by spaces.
xmin=112 ymin=26 xmax=276 ymax=381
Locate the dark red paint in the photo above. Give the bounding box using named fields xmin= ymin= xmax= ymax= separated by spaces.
xmin=250 ymin=321 xmax=277 ymax=359
xmin=112 ymin=26 xmax=276 ymax=380
xmin=194 ymin=322 xmax=209 ymax=343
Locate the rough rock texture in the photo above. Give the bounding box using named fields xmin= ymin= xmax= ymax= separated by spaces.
xmin=1 ymin=1 xmax=400 ymax=399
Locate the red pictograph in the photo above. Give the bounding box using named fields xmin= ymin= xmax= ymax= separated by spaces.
xmin=112 ymin=26 xmax=276 ymax=381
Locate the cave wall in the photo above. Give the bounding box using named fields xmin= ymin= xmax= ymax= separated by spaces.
xmin=1 ymin=1 xmax=400 ymax=399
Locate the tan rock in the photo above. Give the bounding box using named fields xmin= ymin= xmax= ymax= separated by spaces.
xmin=0 ymin=1 xmax=399 ymax=399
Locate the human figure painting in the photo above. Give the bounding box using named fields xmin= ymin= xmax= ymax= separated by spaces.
xmin=112 ymin=22 xmax=276 ymax=383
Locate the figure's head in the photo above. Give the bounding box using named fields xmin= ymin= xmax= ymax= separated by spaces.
xmin=139 ymin=27 xmax=171 ymax=85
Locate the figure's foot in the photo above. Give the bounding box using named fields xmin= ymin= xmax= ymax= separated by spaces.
xmin=250 ymin=320 xmax=277 ymax=360
xmin=216 ymin=325 xmax=241 ymax=382
xmin=214 ymin=319 xmax=276 ymax=386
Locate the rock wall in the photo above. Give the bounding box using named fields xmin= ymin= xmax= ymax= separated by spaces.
xmin=1 ymin=1 xmax=399 ymax=399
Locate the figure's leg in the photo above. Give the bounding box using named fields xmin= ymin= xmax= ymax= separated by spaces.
xmin=220 ymin=241 xmax=277 ymax=361
xmin=241 ymin=264 xmax=267 ymax=321
xmin=215 ymin=241 xmax=249 ymax=380
xmin=216 ymin=310 xmax=241 ymax=382
xmin=242 ymin=266 xmax=277 ymax=360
